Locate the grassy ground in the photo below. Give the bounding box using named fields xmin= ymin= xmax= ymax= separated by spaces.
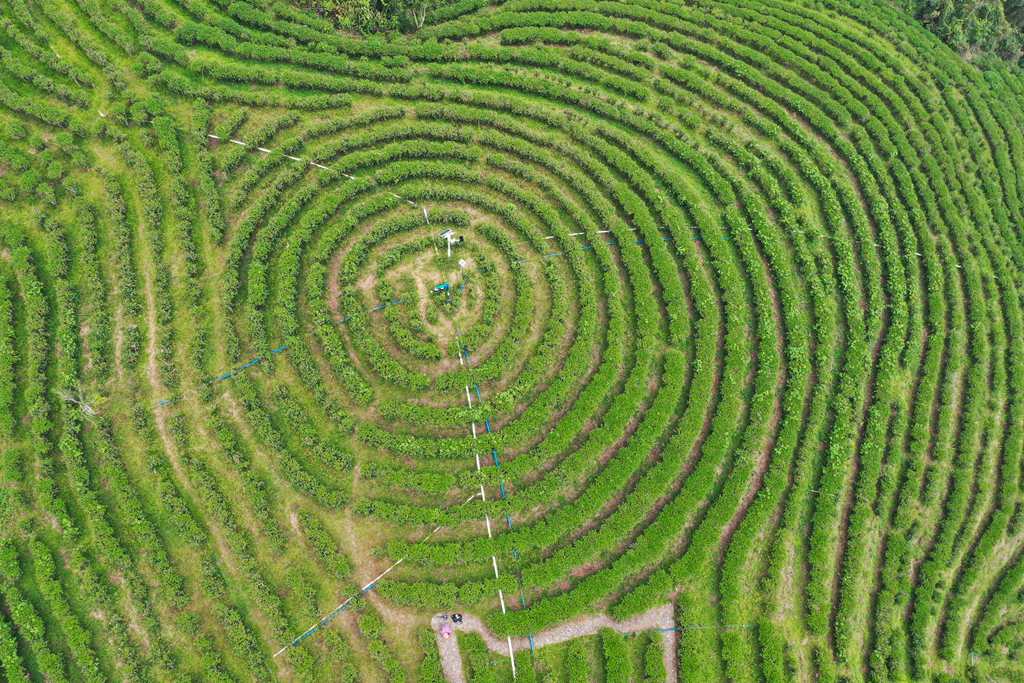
xmin=1 ymin=0 xmax=1024 ymax=681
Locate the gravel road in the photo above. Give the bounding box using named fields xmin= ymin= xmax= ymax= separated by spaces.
xmin=431 ymin=604 xmax=676 ymax=682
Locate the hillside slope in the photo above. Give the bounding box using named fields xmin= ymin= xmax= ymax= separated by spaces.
xmin=1 ymin=1 xmax=1023 ymax=681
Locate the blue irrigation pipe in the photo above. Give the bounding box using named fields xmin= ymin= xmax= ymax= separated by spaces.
xmin=162 ymin=344 xmax=293 ymax=406
xmin=275 ymin=491 xmax=480 ymax=657
xmin=284 ymin=593 xmax=363 ymax=651
xmin=371 ymin=297 xmax=404 ymax=312
xmin=213 ymin=346 xmax=283 ymax=383
xmin=161 ymin=292 xmax=399 ymax=405
xmin=341 ymin=298 xmax=404 ymax=322
xmin=454 ymin=336 xmax=536 ymax=670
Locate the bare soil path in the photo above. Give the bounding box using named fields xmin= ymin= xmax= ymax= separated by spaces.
xmin=430 ymin=604 xmax=677 ymax=682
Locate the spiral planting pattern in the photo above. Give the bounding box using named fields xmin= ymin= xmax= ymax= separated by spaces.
xmin=1 ymin=0 xmax=1024 ymax=681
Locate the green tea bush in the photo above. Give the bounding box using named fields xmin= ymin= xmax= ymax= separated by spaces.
xmin=1 ymin=0 xmax=1022 ymax=680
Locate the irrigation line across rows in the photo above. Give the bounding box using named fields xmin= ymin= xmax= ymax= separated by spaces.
xmin=155 ymin=297 xmax=406 ymax=406
xmin=198 ymin=128 xmax=693 ymax=246
xmin=133 ymin=124 xmax=743 ymax=665
xmin=108 ymin=116 xmax=905 ymax=262
xmin=458 ymin=328 xmax=522 ymax=679
xmin=272 ymin=491 xmax=481 ymax=658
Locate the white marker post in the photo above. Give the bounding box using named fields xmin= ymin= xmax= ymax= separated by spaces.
xmin=507 ymin=636 xmax=517 ymax=679
xmin=440 ymin=229 xmax=455 ymax=258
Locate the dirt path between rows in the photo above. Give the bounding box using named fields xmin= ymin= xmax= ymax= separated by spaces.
xmin=430 ymin=604 xmax=676 ymax=682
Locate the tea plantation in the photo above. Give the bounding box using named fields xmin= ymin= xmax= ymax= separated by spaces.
xmin=1 ymin=0 xmax=1023 ymax=681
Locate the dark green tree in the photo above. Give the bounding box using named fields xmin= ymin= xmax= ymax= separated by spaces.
xmin=911 ymin=0 xmax=1023 ymax=59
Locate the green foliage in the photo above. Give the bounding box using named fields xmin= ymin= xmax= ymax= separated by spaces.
xmin=417 ymin=627 xmax=446 ymax=682
xmin=600 ymin=629 xmax=631 ymax=683
xmin=642 ymin=633 xmax=666 ymax=683
xmin=460 ymin=632 xmax=501 ymax=683
xmin=358 ymin=610 xmax=405 ymax=681
xmin=294 ymin=0 xmax=455 ymax=33
xmin=564 ymin=638 xmax=590 ymax=683
xmin=298 ymin=510 xmax=352 ymax=578
xmin=908 ymin=0 xmax=1024 ymax=60
xmin=2 ymin=0 xmax=1024 ymax=681
xmin=0 ymin=277 xmax=14 ymax=438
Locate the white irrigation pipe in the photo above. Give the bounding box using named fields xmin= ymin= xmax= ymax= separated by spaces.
xmin=508 ymin=636 xmax=517 ymax=677
xmin=198 ymin=126 xmax=709 ymax=265
xmin=201 ymin=131 xmax=424 ymax=209
xmin=272 ymin=491 xmax=479 ymax=658
xmin=201 ymin=126 xmax=683 ymax=259
xmin=461 ymin=339 xmax=517 ymax=678
xmin=471 ymin=424 xmax=494 ymax=540
xmin=133 ymin=119 xmax=927 ymax=274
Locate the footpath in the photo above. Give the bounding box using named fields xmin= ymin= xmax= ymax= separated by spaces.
xmin=431 ymin=604 xmax=677 ymax=682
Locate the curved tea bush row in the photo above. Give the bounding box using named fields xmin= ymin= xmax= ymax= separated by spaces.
xmin=0 ymin=0 xmax=1022 ymax=680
